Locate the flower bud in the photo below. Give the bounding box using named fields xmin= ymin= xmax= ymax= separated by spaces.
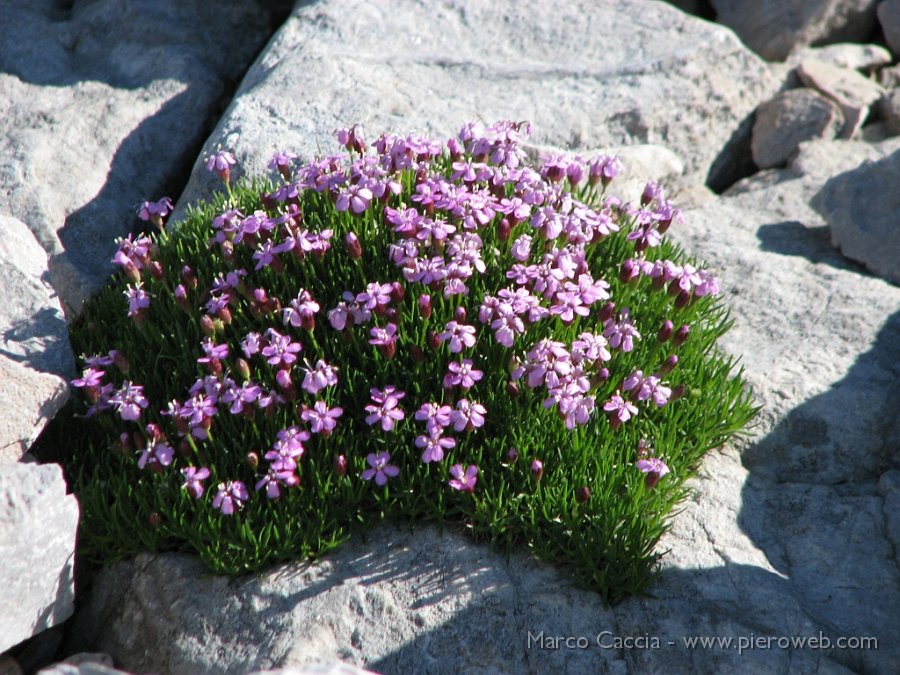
xmin=410 ymin=345 xmax=425 ymax=364
xmin=576 ymin=486 xmax=591 ymax=504
xmin=123 ymin=260 xmax=141 ymax=284
xmin=148 ymin=260 xmax=165 ymax=281
xmin=598 ymin=302 xmax=616 ymax=323
xmin=148 ymin=512 xmax=163 ymax=527
xmin=671 ymin=384 xmax=686 ymax=401
xmin=200 ymin=314 xmax=216 ymax=337
xmin=590 ymin=368 xmax=610 ymax=387
xmin=497 ymin=217 xmax=511 ymax=242
xmin=384 ymin=307 xmax=398 ymax=322
xmin=275 ymin=368 xmax=292 ymax=390
xmin=178 ymin=439 xmax=192 ymax=458
xmin=428 ymin=331 xmax=442 ymax=351
xmin=118 ymin=431 xmax=132 ymax=453
xmin=345 ymin=231 xmax=362 ymax=259
xmin=674 ymin=290 xmax=692 ymax=309
xmin=657 ymin=320 xmax=674 ymax=343
xmin=454 ymin=306 xmax=467 ymax=323
xmin=245 ymin=451 xmax=259 ymax=469
xmin=531 ymin=459 xmax=544 ymax=482
xmin=619 ymin=258 xmax=639 ymax=284
xmin=507 ymin=381 xmax=520 ymax=397
xmin=112 ymin=350 xmax=130 ymax=375
xmin=145 ymin=423 xmax=163 ymax=442
xmin=334 ymin=454 xmax=348 ymax=477
xmin=235 ymin=358 xmax=251 ymax=381
xmin=505 ymin=447 xmax=519 ymax=463
xmin=378 ymin=341 xmax=397 ymax=360
xmin=390 ymin=281 xmax=405 ymax=303
xmin=636 ymin=439 xmax=652 ymax=458
xmin=418 ymin=294 xmax=432 ymax=319
xmin=660 ymin=354 xmax=679 ymax=374
xmin=673 ymin=324 xmax=690 ymax=347
xmin=181 ymin=265 xmax=198 ymax=289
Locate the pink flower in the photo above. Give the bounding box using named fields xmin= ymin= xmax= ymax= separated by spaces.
xmin=449 ymin=399 xmax=486 ymax=432
xmin=361 ymin=451 xmax=399 ymax=486
xmin=212 ymin=480 xmax=249 ymax=515
xmin=181 ymin=466 xmax=210 ymax=499
xmin=111 ymin=381 xmax=149 ymax=421
xmin=637 ymin=457 xmax=670 ymax=488
xmin=262 ymin=329 xmax=302 ymax=367
xmin=125 ymin=283 xmax=150 ymax=317
xmin=301 ymin=401 xmax=343 ymax=435
xmin=255 ymin=468 xmax=299 ymax=500
xmin=301 ymin=359 xmax=338 ymax=395
xmin=416 ymin=433 xmax=456 ymax=463
xmin=137 ymin=439 xmax=174 ymax=470
xmin=443 ymin=359 xmax=483 ymax=390
xmin=364 ymin=387 xmax=406 ymax=431
xmin=448 ymin=464 xmax=478 ymax=493
xmin=439 ymin=320 xmax=477 ymax=353
xmin=415 ymin=402 xmax=453 ymax=436
xmin=603 ymin=392 xmax=638 ymax=428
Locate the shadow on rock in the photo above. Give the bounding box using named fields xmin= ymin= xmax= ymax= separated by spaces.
xmin=756 ymin=221 xmax=869 ymax=275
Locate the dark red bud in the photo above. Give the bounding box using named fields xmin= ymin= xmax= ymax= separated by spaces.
xmin=497 ymin=218 xmax=511 ymax=242
xmin=428 ymin=332 xmax=442 ymax=351
xmin=671 ymin=384 xmax=686 ymax=401
xmin=673 ymin=324 xmax=690 ymax=347
xmin=148 ymin=261 xmax=165 ymax=281
xmin=507 ymin=381 xmax=520 ymax=397
xmin=334 ymin=454 xmax=348 ymax=476
xmin=454 ymin=306 xmax=467 ymax=323
xmin=658 ymin=320 xmax=674 ymax=342
xmin=674 ymin=290 xmax=692 ymax=309
xmin=531 ymin=459 xmax=544 ymax=482
xmin=345 ymin=232 xmax=362 ymax=259
xmin=418 ymin=294 xmax=432 ymax=319
xmin=389 ymin=281 xmax=404 ymax=303
xmin=200 ymin=314 xmax=216 ymax=336
xmin=245 ymin=451 xmax=259 ymax=469
xmin=598 ymin=302 xmax=616 ymax=323
xmin=505 ymin=447 xmax=519 ymax=463
xmin=148 ymin=512 xmax=163 ymax=527
xmin=576 ymin=486 xmax=591 ymax=504
xmin=619 ymin=259 xmax=638 ymax=284
xmin=660 ymin=354 xmax=679 ymax=374
xmin=179 ymin=439 xmax=192 ymax=458
xmin=181 ymin=266 xmax=198 ymax=289
xmin=410 ymin=345 xmax=425 ymax=364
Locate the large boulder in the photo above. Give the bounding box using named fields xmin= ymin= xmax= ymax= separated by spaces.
xmin=878 ymin=0 xmax=900 ymax=55
xmin=0 ymin=0 xmax=288 ymax=313
xmin=71 ymin=132 xmax=900 ymax=673
xmin=0 ymin=214 xmax=72 ymax=465
xmin=0 ymin=462 xmax=79 ymax=653
xmin=710 ymin=0 xmax=881 ymax=61
xmin=174 ymin=0 xmax=776 ymax=211
xmin=812 ymin=148 xmax=900 ymax=284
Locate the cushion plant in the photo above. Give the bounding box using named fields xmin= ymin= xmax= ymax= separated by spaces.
xmin=65 ymin=121 xmax=756 ymax=605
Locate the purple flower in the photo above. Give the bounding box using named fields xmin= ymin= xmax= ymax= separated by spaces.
xmin=416 ymin=433 xmax=456 ymax=464
xmin=448 ymin=464 xmax=478 ymax=493
xmin=449 ymin=399 xmax=486 ymax=432
xmin=283 ymin=290 xmax=320 ymax=330
xmin=212 ymin=480 xmax=249 ymax=515
xmin=265 ymin=427 xmax=308 ymax=472
xmin=268 ymin=150 xmax=298 ymax=180
xmin=262 ymin=329 xmax=302 ymax=367
xmin=206 ymin=149 xmax=236 ymax=183
xmin=181 ymin=466 xmax=210 ymax=499
xmin=300 ymin=359 xmax=338 ymax=395
xmin=603 ymin=392 xmax=638 ymax=428
xmin=415 ymin=402 xmax=453 ymax=436
xmin=335 ymin=183 xmax=373 ymax=214
xmin=356 ymin=282 xmax=393 ymax=311
xmin=368 ymin=323 xmax=398 ymax=347
xmin=587 ymin=154 xmax=623 ymax=187
xmin=255 ymin=468 xmax=299 ymax=500
xmin=137 ymin=439 xmax=174 ymax=470
xmin=125 ymin=283 xmax=150 ymax=317
xmin=111 ymin=381 xmax=149 ymax=421
xmin=197 ymin=338 xmax=229 ymax=364
xmin=241 ymin=332 xmax=262 ymax=359
xmin=71 ymin=367 xmax=105 ymax=389
xmin=510 ymin=234 xmax=532 ymax=262
xmin=137 ymin=197 xmax=173 ymax=223
xmin=439 ymin=320 xmax=477 ymax=353
xmin=637 ymin=457 xmax=670 ymax=488
xmin=364 ymin=387 xmax=406 ymax=432
xmin=443 ymin=359 xmax=483 ymax=390
xmin=603 ymin=308 xmax=641 ymax=352
xmin=301 ymin=401 xmax=343 ymax=436
xmin=361 ymin=451 xmax=400 ymax=486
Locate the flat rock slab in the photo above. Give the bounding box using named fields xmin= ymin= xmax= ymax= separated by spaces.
xmin=710 ymin=0 xmax=879 ymax=61
xmin=175 ymin=0 xmax=775 ymax=211
xmin=751 ymin=88 xmax=844 ymax=168
xmin=813 ymin=149 xmax=900 ymax=284
xmin=790 ymin=42 xmax=893 ymax=72
xmin=796 ymin=59 xmax=885 ymax=137
xmin=73 ymin=133 xmax=900 ymax=673
xmin=0 ymin=0 xmax=285 ymax=312
xmin=0 ymin=213 xmax=72 ymax=464
xmin=0 ymin=462 xmax=79 ymax=653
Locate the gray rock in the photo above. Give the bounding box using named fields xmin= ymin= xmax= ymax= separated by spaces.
xmin=0 ymin=655 xmax=23 ymax=675
xmin=751 ymin=89 xmax=844 ymax=168
xmin=710 ymin=0 xmax=880 ymax=61
xmin=0 ymin=214 xmax=72 ymax=465
xmin=796 ymin=58 xmax=886 ymax=137
xmin=880 ymin=63 xmax=900 ymax=88
xmin=73 ymin=134 xmax=900 ymax=673
xmin=174 ymin=0 xmax=776 ymax=213
xmin=662 ymin=0 xmax=707 ymax=14
xmin=0 ymin=462 xmax=79 ymax=653
xmin=0 ymin=0 xmax=284 ymax=313
xmin=248 ymin=665 xmax=378 ymax=675
xmin=878 ymin=0 xmax=900 ymax=55
xmin=878 ymin=89 xmax=900 ymax=134
xmin=789 ymin=42 xmax=893 ymax=71
xmin=812 ymin=149 xmax=900 ymax=284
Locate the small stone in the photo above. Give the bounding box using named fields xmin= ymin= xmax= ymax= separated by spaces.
xmin=878 ymin=89 xmax=900 ymax=135
xmin=790 ymin=43 xmax=893 ymax=72
xmin=796 ymin=59 xmax=886 ymax=138
xmin=751 ymin=89 xmax=844 ymax=168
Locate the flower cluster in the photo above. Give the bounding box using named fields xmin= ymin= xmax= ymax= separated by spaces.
xmin=71 ymin=117 xmax=732 ymax=583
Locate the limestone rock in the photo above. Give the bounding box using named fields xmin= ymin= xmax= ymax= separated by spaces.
xmin=73 ymin=134 xmax=900 ymax=673
xmin=0 ymin=0 xmax=285 ymax=313
xmin=0 ymin=214 xmax=72 ymax=464
xmin=796 ymin=58 xmax=886 ymax=137
xmin=751 ymin=89 xmax=844 ymax=168
xmin=710 ymin=0 xmax=880 ymax=61
xmin=878 ymin=89 xmax=900 ymax=134
xmin=174 ymin=0 xmax=776 ymax=214
xmin=812 ymin=148 xmax=900 ymax=284
xmin=0 ymin=462 xmax=79 ymax=653
xmin=790 ymin=42 xmax=893 ymax=71
xmin=878 ymin=0 xmax=900 ymax=55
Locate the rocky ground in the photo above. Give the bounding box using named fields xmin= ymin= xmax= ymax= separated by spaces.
xmin=1 ymin=1 xmax=898 ymax=673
